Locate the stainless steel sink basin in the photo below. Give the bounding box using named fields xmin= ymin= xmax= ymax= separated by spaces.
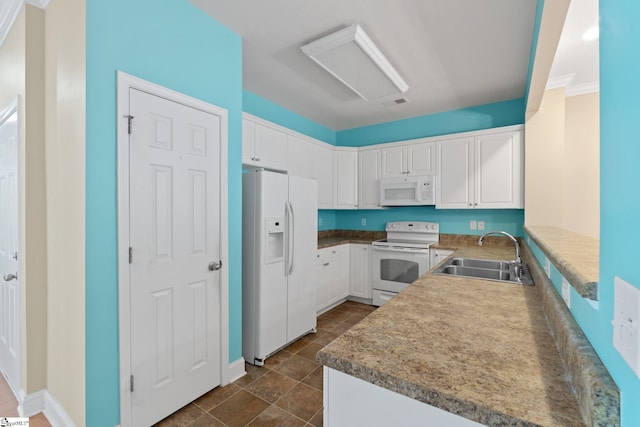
xmin=449 ymin=258 xmax=511 ymax=271
xmin=433 ymin=257 xmax=533 ymax=285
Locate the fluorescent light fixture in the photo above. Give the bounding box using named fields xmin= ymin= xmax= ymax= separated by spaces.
xmin=301 ymin=24 xmax=408 ymax=101
xmin=582 ymin=25 xmax=599 ymax=41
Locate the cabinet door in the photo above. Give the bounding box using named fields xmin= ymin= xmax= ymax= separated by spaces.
xmin=334 ymin=245 xmax=350 ymax=301
xmin=349 ymin=244 xmax=371 ymax=299
xmin=334 ymin=151 xmax=358 ymax=209
xmin=288 ymin=135 xmax=315 ymax=178
xmin=315 ymin=145 xmax=334 ymax=209
xmin=408 ymin=142 xmax=435 ymax=175
xmin=254 ymin=123 xmax=288 ymax=171
xmin=242 ymin=119 xmax=256 ymax=165
xmin=381 ymin=146 xmax=407 ymax=177
xmin=358 ymin=149 xmax=382 ymax=209
xmin=436 ymin=138 xmax=474 ymax=209
xmin=474 ymin=131 xmax=523 ymax=208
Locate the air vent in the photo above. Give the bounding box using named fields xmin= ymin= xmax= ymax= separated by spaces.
xmin=382 ymin=97 xmax=410 ymax=107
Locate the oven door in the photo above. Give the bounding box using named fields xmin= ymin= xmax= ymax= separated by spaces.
xmin=371 ymin=246 xmax=430 ymax=293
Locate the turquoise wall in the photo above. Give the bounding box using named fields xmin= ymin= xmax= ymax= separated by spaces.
xmin=598 ymin=1 xmax=640 ymax=424
xmin=85 ymin=0 xmax=242 ymax=425
xmin=335 ymin=208 xmax=523 ymax=236
xmin=335 ymin=98 xmax=525 ymax=146
xmin=243 ymin=90 xmax=336 ymax=144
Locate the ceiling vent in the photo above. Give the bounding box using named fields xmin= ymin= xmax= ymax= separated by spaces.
xmin=382 ymin=97 xmax=410 ymax=107
xmin=301 ymin=24 xmax=409 ymax=102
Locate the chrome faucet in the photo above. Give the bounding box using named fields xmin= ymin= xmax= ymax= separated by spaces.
xmin=478 ymin=231 xmax=522 ymax=269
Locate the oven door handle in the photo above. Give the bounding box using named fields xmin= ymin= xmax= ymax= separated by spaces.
xmin=371 ymin=246 xmax=430 ymax=255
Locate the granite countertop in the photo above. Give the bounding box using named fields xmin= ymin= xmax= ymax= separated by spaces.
xmin=317 ymin=244 xmax=586 ymax=427
xmin=524 ymin=226 xmax=599 ymax=300
xmin=317 ymin=230 xmax=385 ymax=249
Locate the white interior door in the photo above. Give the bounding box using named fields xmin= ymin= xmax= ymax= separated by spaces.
xmin=0 ymin=100 xmax=20 ymax=395
xmin=129 ymin=88 xmax=222 ymax=426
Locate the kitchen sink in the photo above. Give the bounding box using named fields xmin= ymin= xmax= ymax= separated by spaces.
xmin=449 ymin=258 xmax=511 ymax=271
xmin=433 ymin=257 xmax=533 ymax=285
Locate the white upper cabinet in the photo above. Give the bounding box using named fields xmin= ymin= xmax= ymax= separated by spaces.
xmin=436 ymin=130 xmax=523 ymax=209
xmin=474 ymin=131 xmax=523 ymax=208
xmin=381 ymin=142 xmax=435 ymax=177
xmin=436 ymin=137 xmax=474 ymax=208
xmin=242 ymin=115 xmax=288 ymax=171
xmin=287 ymin=134 xmax=315 ymax=179
xmin=334 ymin=150 xmax=358 ymax=209
xmin=358 ymin=149 xmax=382 ymax=209
xmin=315 ymin=144 xmax=334 ymax=209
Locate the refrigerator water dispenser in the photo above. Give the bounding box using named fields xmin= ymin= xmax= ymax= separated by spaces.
xmin=265 ymin=218 xmax=285 ymax=263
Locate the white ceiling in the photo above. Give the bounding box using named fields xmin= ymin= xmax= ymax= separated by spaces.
xmin=190 ymin=0 xmax=597 ymax=131
xmin=548 ymin=0 xmax=599 ymax=94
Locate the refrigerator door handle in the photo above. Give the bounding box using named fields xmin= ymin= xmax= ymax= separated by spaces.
xmin=286 ymin=201 xmax=295 ymax=276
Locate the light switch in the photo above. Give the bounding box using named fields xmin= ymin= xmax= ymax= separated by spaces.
xmin=613 ymin=277 xmax=640 ymax=378
xmin=562 ymin=278 xmax=571 ymax=309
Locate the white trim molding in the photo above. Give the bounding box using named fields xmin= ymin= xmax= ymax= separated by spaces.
xmin=566 ymin=81 xmax=599 ymax=97
xmin=0 ymin=0 xmax=22 ymax=48
xmin=228 ymin=358 xmax=247 ymax=383
xmin=116 ymin=71 xmax=230 ymax=427
xmin=546 ymin=73 xmax=575 ymax=90
xmin=19 ymin=389 xmax=76 ymax=427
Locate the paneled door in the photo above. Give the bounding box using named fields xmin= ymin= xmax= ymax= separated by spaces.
xmin=129 ymin=89 xmax=222 ymax=426
xmin=0 ymin=100 xmax=20 ymax=396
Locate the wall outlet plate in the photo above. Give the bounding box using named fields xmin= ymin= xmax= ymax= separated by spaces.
xmin=613 ymin=277 xmax=640 ymax=378
xmin=545 ymin=258 xmax=551 ymax=278
xmin=361 ymin=218 xmax=366 ymax=226
xmin=561 ymin=278 xmax=571 ymax=309
xmin=470 ymin=220 xmax=477 ymax=230
xmin=478 ymin=221 xmax=485 ymax=230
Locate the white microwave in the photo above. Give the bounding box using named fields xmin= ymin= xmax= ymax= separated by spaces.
xmin=379 ymin=175 xmax=435 ymax=206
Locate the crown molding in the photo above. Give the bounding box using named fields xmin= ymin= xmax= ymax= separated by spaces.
xmin=566 ymin=81 xmax=600 ymax=97
xmin=0 ymin=0 xmax=23 ymax=48
xmin=25 ymin=0 xmax=52 ymax=9
xmin=546 ymin=73 xmax=575 ymax=90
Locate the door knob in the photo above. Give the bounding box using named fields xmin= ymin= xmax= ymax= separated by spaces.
xmin=208 ymin=261 xmax=222 ymax=271
xmin=3 ymin=273 xmax=17 ymax=281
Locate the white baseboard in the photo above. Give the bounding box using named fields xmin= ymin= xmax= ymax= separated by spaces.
xmin=228 ymin=357 xmax=246 ymax=384
xmin=19 ymin=389 xmax=76 ymax=427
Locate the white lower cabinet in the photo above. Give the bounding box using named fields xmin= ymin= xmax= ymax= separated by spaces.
xmin=316 ymin=245 xmax=350 ymax=313
xmin=324 ymin=368 xmax=486 ymax=427
xmin=430 ymin=249 xmax=454 ymax=268
xmin=349 ymin=244 xmax=371 ymax=299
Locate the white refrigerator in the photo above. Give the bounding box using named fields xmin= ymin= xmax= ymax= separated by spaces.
xmin=242 ymin=169 xmax=318 ymax=366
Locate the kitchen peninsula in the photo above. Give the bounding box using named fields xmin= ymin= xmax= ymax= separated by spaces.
xmin=317 ymin=242 xmax=617 ymax=426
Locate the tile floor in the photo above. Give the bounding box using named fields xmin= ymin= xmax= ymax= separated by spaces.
xmin=0 ymin=374 xmax=52 ymax=426
xmin=154 ymin=301 xmax=376 ymax=427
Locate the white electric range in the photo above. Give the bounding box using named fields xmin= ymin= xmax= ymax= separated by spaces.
xmin=370 ymin=221 xmax=440 ymax=306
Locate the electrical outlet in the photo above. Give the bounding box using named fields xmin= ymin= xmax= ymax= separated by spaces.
xmin=470 ymin=220 xmax=477 ymax=230
xmin=561 ymin=278 xmax=571 ymax=309
xmin=613 ymin=277 xmax=640 ymax=378
xmin=318 ymin=217 xmax=323 ymax=226
xmin=361 ymin=218 xmax=366 ymax=226
xmin=545 ymin=258 xmax=551 ymax=278
xmin=478 ymin=221 xmax=485 ymax=230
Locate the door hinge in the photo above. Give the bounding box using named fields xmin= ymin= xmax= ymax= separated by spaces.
xmin=130 ymin=374 xmax=134 ymax=392
xmin=124 ymin=115 xmax=134 ymax=135
xmin=129 ymin=247 xmax=133 ymax=264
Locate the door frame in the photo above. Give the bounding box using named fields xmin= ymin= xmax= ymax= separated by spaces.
xmin=116 ymin=72 xmax=229 ymax=427
xmin=0 ymin=96 xmax=21 ymax=397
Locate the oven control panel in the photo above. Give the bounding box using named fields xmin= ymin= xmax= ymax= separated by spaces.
xmin=385 ymin=221 xmax=439 ymax=233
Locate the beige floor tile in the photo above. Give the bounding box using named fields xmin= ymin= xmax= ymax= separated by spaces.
xmin=246 ymin=405 xmax=307 ymax=427
xmin=274 ymin=383 xmax=322 ymax=422
xmin=296 ymin=342 xmax=324 ymax=362
xmin=244 ymin=370 xmax=297 ymax=403
xmin=193 ymin=383 xmax=242 ymax=412
xmin=270 ymin=354 xmax=318 ymax=381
